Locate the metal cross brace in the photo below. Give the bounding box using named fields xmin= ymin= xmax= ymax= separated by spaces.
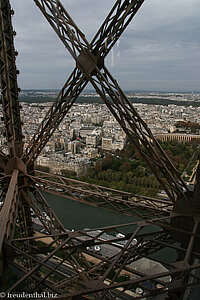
xmin=27 ymin=0 xmax=190 ymax=209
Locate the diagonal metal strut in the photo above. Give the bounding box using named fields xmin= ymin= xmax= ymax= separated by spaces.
xmin=30 ymin=0 xmax=190 ymax=209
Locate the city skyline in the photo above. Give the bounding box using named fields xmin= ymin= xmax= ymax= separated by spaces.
xmin=11 ymin=0 xmax=200 ymax=92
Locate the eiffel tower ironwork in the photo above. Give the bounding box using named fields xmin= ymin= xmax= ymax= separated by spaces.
xmin=0 ymin=0 xmax=200 ymax=299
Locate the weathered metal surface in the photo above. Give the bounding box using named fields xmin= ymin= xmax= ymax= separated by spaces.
xmin=25 ymin=67 xmax=88 ymax=165
xmin=0 ymin=169 xmax=18 ymax=286
xmin=0 ymin=0 xmax=23 ymax=157
xmin=30 ymin=0 xmax=189 ymax=209
xmin=7 ymin=217 xmax=200 ymax=298
xmin=31 ymin=170 xmax=173 ymax=219
xmin=0 ymin=0 xmax=199 ymax=299
xmin=22 ymin=187 xmax=66 ymax=234
xmin=0 ymin=169 xmax=18 ymax=249
xmin=26 ymin=0 xmax=146 ymax=165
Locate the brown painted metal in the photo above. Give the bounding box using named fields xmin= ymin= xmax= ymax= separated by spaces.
xmin=0 ymin=0 xmax=35 ymax=289
xmin=0 ymin=0 xmax=199 ymax=299
xmin=6 ymin=216 xmax=200 ymax=298
xmin=25 ymin=67 xmax=88 ymax=165
xmin=0 ymin=169 xmax=18 ymax=248
xmin=0 ymin=169 xmax=18 ymax=285
xmin=22 ymin=187 xmax=66 ymax=234
xmin=26 ymin=0 xmax=146 ymax=165
xmin=0 ymin=0 xmax=23 ymax=157
xmin=29 ymin=0 xmax=189 ymax=210
xmin=31 ymin=170 xmax=173 ymax=219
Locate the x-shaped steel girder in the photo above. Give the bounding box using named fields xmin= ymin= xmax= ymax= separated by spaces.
xmin=26 ymin=0 xmax=190 ymax=211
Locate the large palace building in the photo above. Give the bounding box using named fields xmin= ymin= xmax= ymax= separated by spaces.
xmin=156 ymin=133 xmax=200 ymax=143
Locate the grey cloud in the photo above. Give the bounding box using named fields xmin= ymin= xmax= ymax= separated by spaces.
xmin=10 ymin=0 xmax=200 ymax=91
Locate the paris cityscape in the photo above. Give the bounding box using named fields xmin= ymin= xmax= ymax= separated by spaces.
xmin=1 ymin=90 xmax=199 ymax=180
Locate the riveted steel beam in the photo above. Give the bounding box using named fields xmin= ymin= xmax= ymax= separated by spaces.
xmin=26 ymin=67 xmax=88 ymax=164
xmin=30 ymin=170 xmax=172 ymax=219
xmin=0 ymin=0 xmax=23 ymax=157
xmin=5 ymin=215 xmax=200 ymax=298
xmin=31 ymin=0 xmax=190 ymax=210
xmin=0 ymin=169 xmax=18 ymax=250
xmin=0 ymin=0 xmax=199 ymax=298
xmin=26 ymin=0 xmax=145 ymax=164
xmin=0 ymin=169 xmax=18 ymax=286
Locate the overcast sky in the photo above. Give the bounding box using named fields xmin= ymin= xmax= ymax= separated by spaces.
xmin=10 ymin=0 xmax=200 ymax=92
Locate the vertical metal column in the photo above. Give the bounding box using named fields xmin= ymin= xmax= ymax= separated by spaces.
xmin=0 ymin=0 xmax=23 ymax=158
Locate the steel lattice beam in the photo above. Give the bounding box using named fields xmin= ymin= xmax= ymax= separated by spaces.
xmin=31 ymin=170 xmax=173 ymax=219
xmin=0 ymin=169 xmax=18 ymax=285
xmin=0 ymin=0 xmax=23 ymax=157
xmin=0 ymin=169 xmax=18 ymax=249
xmin=26 ymin=0 xmax=145 ymax=164
xmin=27 ymin=0 xmax=190 ymax=212
xmin=25 ymin=67 xmax=88 ymax=164
xmin=0 ymin=0 xmax=199 ymax=299
xmin=5 ymin=214 xmax=200 ymax=299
